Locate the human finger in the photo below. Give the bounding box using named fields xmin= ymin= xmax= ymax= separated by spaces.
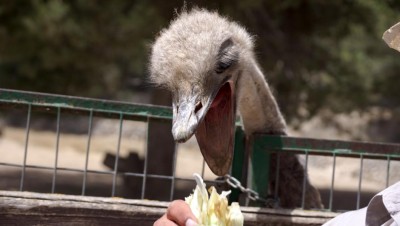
xmin=166 ymin=200 xmax=197 ymax=226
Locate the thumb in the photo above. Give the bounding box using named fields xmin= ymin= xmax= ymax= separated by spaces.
xmin=167 ymin=200 xmax=198 ymax=226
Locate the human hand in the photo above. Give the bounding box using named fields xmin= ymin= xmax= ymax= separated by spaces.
xmin=154 ymin=200 xmax=198 ymax=226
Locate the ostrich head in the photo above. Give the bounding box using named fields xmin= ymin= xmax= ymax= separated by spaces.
xmin=150 ymin=9 xmax=255 ymax=176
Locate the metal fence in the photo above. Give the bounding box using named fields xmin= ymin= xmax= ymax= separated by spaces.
xmin=0 ymin=88 xmax=216 ymax=202
xmin=247 ymin=134 xmax=400 ymax=210
xmin=1 ymin=88 xmax=400 ymax=213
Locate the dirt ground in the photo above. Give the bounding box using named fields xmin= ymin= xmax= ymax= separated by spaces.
xmin=0 ymin=119 xmax=399 ymax=211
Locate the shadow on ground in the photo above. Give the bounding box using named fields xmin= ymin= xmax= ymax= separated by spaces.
xmin=0 ymin=167 xmax=195 ymax=201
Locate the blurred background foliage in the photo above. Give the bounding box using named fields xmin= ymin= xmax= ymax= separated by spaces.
xmin=0 ymin=0 xmax=399 ymax=125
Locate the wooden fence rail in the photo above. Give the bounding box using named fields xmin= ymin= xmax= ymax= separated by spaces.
xmin=0 ymin=191 xmax=337 ymax=226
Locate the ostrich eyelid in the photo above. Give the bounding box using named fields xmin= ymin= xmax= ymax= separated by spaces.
xmin=215 ymin=59 xmax=233 ymax=74
xmin=216 ymin=38 xmax=238 ymax=74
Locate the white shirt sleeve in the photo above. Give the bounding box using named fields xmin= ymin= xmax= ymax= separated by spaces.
xmin=323 ymin=181 xmax=400 ymax=226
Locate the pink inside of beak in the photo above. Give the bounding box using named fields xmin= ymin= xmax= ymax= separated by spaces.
xmin=195 ymin=82 xmax=235 ymax=176
xmin=210 ymin=83 xmax=228 ymax=108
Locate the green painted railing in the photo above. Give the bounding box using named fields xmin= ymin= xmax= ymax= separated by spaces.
xmin=250 ymin=133 xmax=400 ymax=209
xmin=0 ymin=88 xmax=172 ymax=121
xmin=1 ymin=88 xmax=400 ymax=211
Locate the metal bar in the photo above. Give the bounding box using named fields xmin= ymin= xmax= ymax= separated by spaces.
xmin=111 ymin=113 xmax=124 ymax=197
xmin=0 ymin=161 xmax=222 ymax=189
xmin=356 ymin=154 xmax=364 ymax=209
xmin=0 ymin=162 xmax=24 ymax=168
xmin=301 ymin=151 xmax=309 ymax=209
xmin=64 ymin=168 xmax=112 ymax=175
xmin=0 ymin=163 xmax=114 ymax=175
xmin=274 ymin=153 xmax=280 ymax=201
xmin=245 ymin=137 xmax=253 ymax=207
xmin=120 ymin=172 xmax=224 ymax=185
xmin=251 ymin=135 xmax=270 ymax=205
xmin=141 ymin=117 xmax=150 ymax=199
xmin=19 ymin=104 xmax=32 ymax=191
xmin=201 ymin=159 xmax=206 ymax=179
xmin=123 ymin=172 xmax=169 ymax=180
xmin=0 ymin=88 xmax=172 ymax=121
xmin=169 ymin=144 xmax=178 ymax=201
xmin=229 ymin=128 xmax=246 ymax=204
xmin=82 ymin=110 xmax=94 ymax=196
xmin=386 ymin=156 xmax=391 ymax=188
xmin=329 ymin=153 xmax=336 ymax=211
xmin=254 ymin=135 xmax=400 ymax=157
xmin=51 ymin=107 xmax=61 ymax=193
xmin=252 ymin=148 xmax=400 ymax=161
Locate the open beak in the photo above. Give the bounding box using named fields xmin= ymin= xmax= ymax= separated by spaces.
xmin=172 ymin=80 xmax=236 ymax=176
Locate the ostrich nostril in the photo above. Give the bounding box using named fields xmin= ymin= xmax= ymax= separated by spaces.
xmin=194 ymin=101 xmax=202 ymax=114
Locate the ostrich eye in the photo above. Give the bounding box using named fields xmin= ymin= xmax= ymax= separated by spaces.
xmin=216 ymin=59 xmax=234 ymax=74
xmin=215 ymin=38 xmax=238 ymax=74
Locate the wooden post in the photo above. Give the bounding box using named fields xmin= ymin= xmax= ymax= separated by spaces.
xmin=145 ymin=89 xmax=175 ymax=201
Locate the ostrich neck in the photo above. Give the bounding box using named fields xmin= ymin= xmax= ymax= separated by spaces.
xmin=237 ymin=59 xmax=287 ymax=136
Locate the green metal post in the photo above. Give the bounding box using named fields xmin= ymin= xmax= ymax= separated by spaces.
xmin=229 ymin=127 xmax=246 ymax=204
xmin=251 ymin=136 xmax=271 ymax=204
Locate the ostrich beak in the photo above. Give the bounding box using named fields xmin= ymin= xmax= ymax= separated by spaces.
xmin=172 ymin=80 xmax=236 ymax=176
